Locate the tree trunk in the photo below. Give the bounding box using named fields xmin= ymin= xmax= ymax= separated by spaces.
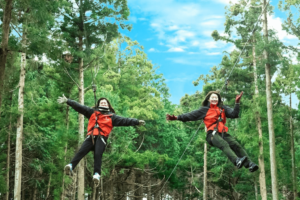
xmin=109 ymin=180 xmax=114 ymax=200
xmin=252 ymin=33 xmax=267 ymax=200
xmin=14 ymin=31 xmax=27 ymax=200
xmin=262 ymin=1 xmax=278 ymax=199
xmin=289 ymin=93 xmax=298 ymax=200
xmin=0 ymin=0 xmax=14 ymax=112
xmin=46 ymin=172 xmax=52 ymax=199
xmin=254 ymin=176 xmax=258 ymax=200
xmin=154 ymin=179 xmax=161 ymax=200
xmin=135 ymin=171 xmax=143 ymax=200
xmin=203 ymin=143 xmax=207 ymax=200
xmin=73 ymin=171 xmax=78 ymax=200
xmin=147 ymin=173 xmax=151 ymax=200
xmin=5 ymin=93 xmax=13 ymax=200
xmin=77 ymin=36 xmax=85 ymax=200
xmin=100 ymin=176 xmax=104 ymax=200
xmin=33 ymin=184 xmax=37 ymax=200
xmin=61 ymin=104 xmax=70 ymax=200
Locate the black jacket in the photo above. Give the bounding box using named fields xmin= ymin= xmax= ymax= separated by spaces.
xmin=67 ymin=99 xmax=139 ymax=127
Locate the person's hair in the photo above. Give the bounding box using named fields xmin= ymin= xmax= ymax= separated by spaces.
xmin=202 ymin=91 xmax=223 ymax=107
xmin=97 ymin=97 xmax=116 ymax=113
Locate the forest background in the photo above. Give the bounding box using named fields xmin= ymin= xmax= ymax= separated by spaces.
xmin=0 ymin=0 xmax=299 ymax=200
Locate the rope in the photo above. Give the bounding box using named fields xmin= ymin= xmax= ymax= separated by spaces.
xmin=220 ymin=0 xmax=271 ymax=92
xmin=160 ymin=121 xmax=204 ymax=192
xmin=159 ymin=0 xmax=271 ymax=192
xmin=80 ymin=0 xmax=97 ymax=92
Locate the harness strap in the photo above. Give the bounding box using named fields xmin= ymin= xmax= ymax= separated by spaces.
xmin=210 ymin=108 xmax=223 ymax=141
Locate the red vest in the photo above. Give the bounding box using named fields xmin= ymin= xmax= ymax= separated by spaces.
xmin=204 ymin=104 xmax=228 ymax=133
xmin=87 ymin=111 xmax=113 ymax=137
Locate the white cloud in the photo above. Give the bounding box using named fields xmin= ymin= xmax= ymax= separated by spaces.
xmin=167 ymin=57 xmax=197 ymax=65
xmin=138 ymin=18 xmax=147 ymax=21
xmin=165 ymin=76 xmax=192 ymax=82
xmin=226 ymin=44 xmax=236 ymax=53
xmin=167 ymin=25 xmax=179 ymax=31
xmin=268 ymin=14 xmax=298 ymax=41
xmin=214 ymin=0 xmax=239 ymax=4
xmin=191 ymin=41 xmax=200 ymax=46
xmin=207 ymin=52 xmax=221 ymax=55
xmin=204 ymin=41 xmax=218 ymax=48
xmin=128 ymin=0 xmax=225 ymax=51
xmin=167 ymin=47 xmax=185 ymax=52
xmin=201 ymin=20 xmax=222 ymax=27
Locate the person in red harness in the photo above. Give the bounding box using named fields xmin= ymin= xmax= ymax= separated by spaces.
xmin=57 ymin=95 xmax=145 ymax=184
xmin=166 ymin=91 xmax=258 ymax=172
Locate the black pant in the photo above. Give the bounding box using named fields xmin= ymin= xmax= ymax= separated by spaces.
xmin=70 ymin=135 xmax=107 ymax=174
xmin=206 ymin=130 xmax=251 ymax=167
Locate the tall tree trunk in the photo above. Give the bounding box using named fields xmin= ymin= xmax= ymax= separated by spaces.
xmin=14 ymin=31 xmax=26 ymax=200
xmin=203 ymin=143 xmax=207 ymax=200
xmin=72 ymin=171 xmax=78 ymax=200
xmin=6 ymin=93 xmax=13 ymax=200
xmin=0 ymin=0 xmax=14 ymax=112
xmin=154 ymin=179 xmax=161 ymax=200
xmin=77 ymin=36 xmax=85 ymax=200
xmin=33 ymin=184 xmax=37 ymax=200
xmin=46 ymin=172 xmax=52 ymax=199
xmin=254 ymin=176 xmax=258 ymax=200
xmin=252 ymin=33 xmax=267 ymax=200
xmin=109 ymin=180 xmax=114 ymax=200
xmin=61 ymin=104 xmax=70 ymax=200
xmin=60 ymin=143 xmax=68 ymax=200
xmin=147 ymin=173 xmax=151 ymax=200
xmin=289 ymin=93 xmax=298 ymax=200
xmin=100 ymin=176 xmax=104 ymax=200
xmin=262 ymin=1 xmax=278 ymax=199
xmin=135 ymin=171 xmax=143 ymax=200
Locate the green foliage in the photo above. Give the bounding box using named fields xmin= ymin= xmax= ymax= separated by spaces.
xmin=0 ymin=0 xmax=299 ymax=198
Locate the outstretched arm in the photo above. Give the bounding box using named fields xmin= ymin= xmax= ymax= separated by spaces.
xmin=224 ymin=91 xmax=243 ymax=118
xmin=57 ymin=94 xmax=94 ymax=119
xmin=112 ymin=114 xmax=142 ymax=126
xmin=166 ymin=107 xmax=209 ymax=122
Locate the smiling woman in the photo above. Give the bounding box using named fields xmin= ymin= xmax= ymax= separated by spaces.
xmin=57 ymin=95 xmax=145 ymax=186
xmin=166 ymin=90 xmax=259 ymax=172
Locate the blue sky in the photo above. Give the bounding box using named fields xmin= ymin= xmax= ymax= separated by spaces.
xmin=121 ymin=0 xmax=299 ymax=107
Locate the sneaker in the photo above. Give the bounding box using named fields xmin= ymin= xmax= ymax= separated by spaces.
xmin=249 ymin=162 xmax=259 ymax=172
xmin=235 ymin=156 xmax=247 ymax=169
xmin=64 ymin=164 xmax=73 ymax=175
xmin=93 ymin=173 xmax=100 ymax=185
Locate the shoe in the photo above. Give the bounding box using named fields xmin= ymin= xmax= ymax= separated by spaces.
xmin=64 ymin=164 xmax=73 ymax=175
xmin=249 ymin=162 xmax=259 ymax=172
xmin=235 ymin=156 xmax=247 ymax=169
xmin=93 ymin=173 xmax=100 ymax=185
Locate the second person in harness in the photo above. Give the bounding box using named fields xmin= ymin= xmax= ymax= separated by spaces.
xmin=166 ymin=91 xmax=258 ymax=172
xmin=57 ymin=95 xmax=145 ymax=185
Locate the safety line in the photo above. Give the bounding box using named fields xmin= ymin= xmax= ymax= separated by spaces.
xmin=160 ymin=121 xmax=204 ymax=192
xmin=220 ymin=0 xmax=271 ymax=92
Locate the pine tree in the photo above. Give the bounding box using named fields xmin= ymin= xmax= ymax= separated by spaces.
xmin=0 ymin=0 xmax=14 ymax=112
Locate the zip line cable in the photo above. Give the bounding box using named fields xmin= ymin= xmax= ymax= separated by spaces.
xmin=80 ymin=1 xmax=98 ymax=107
xmin=220 ymin=0 xmax=271 ymax=92
xmin=160 ymin=0 xmax=270 ymax=192
xmin=159 ymin=121 xmax=204 ymax=192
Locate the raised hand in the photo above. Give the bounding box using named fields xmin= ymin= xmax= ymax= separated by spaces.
xmin=166 ymin=114 xmax=177 ymax=121
xmin=57 ymin=94 xmax=68 ymax=104
xmin=235 ymin=91 xmax=243 ymax=103
xmin=139 ymin=120 xmax=146 ymax=126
